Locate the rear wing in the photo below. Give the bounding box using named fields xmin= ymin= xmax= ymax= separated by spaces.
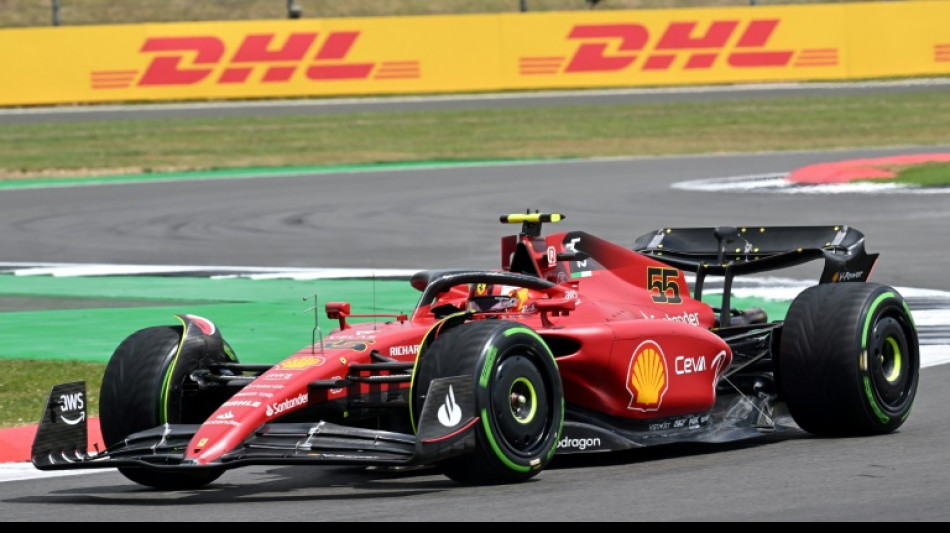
xmin=633 ymin=225 xmax=879 ymax=326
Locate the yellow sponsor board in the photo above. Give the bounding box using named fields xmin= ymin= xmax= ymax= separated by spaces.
xmin=0 ymin=16 xmax=503 ymax=106
xmin=501 ymin=1 xmax=950 ymax=88
xmin=1 ymin=2 xmax=949 ymax=107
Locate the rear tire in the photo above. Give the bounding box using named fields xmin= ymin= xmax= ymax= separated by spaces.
xmin=779 ymin=283 xmax=919 ymax=436
xmin=412 ymin=319 xmax=564 ymax=485
xmin=100 ymin=325 xmax=232 ymax=489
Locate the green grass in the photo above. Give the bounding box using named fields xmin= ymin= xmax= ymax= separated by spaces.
xmin=3 ymin=91 xmax=950 ymax=180
xmin=893 ymin=162 xmax=950 ymax=187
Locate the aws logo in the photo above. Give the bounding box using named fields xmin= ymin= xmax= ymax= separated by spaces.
xmin=58 ymin=391 xmax=86 ymax=425
xmin=626 ymin=340 xmax=669 ymax=412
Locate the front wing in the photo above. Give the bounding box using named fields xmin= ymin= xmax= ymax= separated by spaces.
xmin=32 ymin=380 xmax=477 ymax=472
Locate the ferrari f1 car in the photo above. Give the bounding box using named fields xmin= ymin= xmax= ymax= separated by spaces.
xmin=32 ymin=212 xmax=920 ymax=490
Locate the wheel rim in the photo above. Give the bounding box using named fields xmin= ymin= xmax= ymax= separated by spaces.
xmin=868 ymin=316 xmax=914 ymax=410
xmin=490 ymin=354 xmax=552 ymax=455
xmin=881 ymin=337 xmax=902 ymax=384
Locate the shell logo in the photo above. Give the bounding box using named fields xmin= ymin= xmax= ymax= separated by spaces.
xmin=278 ymin=356 xmax=326 ymax=370
xmin=626 ymin=340 xmax=669 ymax=412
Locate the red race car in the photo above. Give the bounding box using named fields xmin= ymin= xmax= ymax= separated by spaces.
xmin=32 ymin=212 xmax=920 ymax=490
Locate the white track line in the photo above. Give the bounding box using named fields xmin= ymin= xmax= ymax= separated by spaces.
xmin=0 ymin=463 xmax=115 ymax=482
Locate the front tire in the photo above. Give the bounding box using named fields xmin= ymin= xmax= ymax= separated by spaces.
xmin=779 ymin=282 xmax=919 ymax=436
xmin=100 ymin=324 xmax=233 ymax=489
xmin=412 ymin=319 xmax=564 ymax=485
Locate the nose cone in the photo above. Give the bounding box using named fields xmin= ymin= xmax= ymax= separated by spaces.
xmin=186 ymin=409 xmax=269 ymax=465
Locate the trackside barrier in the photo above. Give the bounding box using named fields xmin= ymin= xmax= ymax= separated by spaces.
xmin=1 ymin=1 xmax=949 ymax=107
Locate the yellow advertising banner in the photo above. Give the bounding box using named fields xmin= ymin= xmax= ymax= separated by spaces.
xmin=1 ymin=1 xmax=949 ymax=107
xmin=0 ymin=16 xmax=503 ymax=106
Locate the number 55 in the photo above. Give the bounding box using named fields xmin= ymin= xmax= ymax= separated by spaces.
xmin=648 ymin=267 xmax=682 ymax=304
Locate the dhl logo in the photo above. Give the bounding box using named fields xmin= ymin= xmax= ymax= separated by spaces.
xmin=90 ymin=32 xmax=421 ymax=89
xmin=520 ymin=19 xmax=839 ymax=75
xmin=626 ymin=340 xmax=669 ymax=412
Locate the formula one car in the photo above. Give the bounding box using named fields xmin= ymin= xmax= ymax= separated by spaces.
xmin=32 ymin=212 xmax=920 ymax=490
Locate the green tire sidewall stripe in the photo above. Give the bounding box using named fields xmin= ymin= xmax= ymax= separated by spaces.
xmin=861 ymin=292 xmax=893 ymax=424
xmin=860 ymin=291 xmax=911 ymax=425
xmin=479 ymin=346 xmax=499 ymax=389
xmin=223 ymin=342 xmax=238 ymax=362
xmin=862 ymin=292 xmax=895 ymax=350
xmin=480 ymin=408 xmax=532 ymax=473
xmin=159 ymin=315 xmax=188 ymax=424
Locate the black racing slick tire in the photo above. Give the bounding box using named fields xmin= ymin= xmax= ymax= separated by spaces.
xmin=412 ymin=319 xmax=564 ymax=485
xmin=99 ymin=324 xmax=234 ymax=489
xmin=779 ymin=282 xmax=919 ymax=437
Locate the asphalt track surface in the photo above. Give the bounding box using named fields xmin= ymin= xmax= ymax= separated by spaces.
xmin=2 ymin=83 xmax=950 ymax=521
